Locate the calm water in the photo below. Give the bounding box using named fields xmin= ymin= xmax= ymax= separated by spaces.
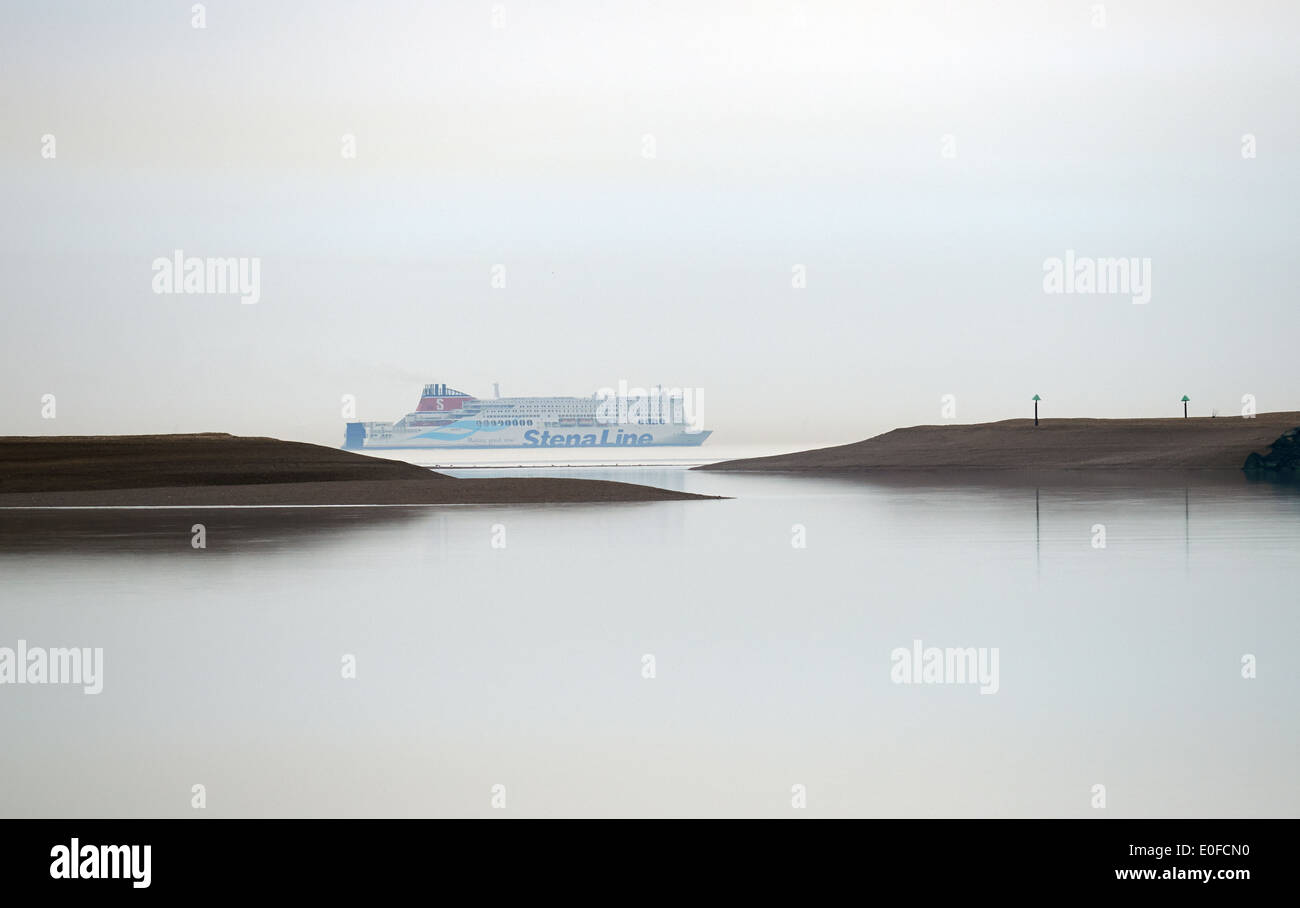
xmin=1 ymin=468 xmax=1296 ymax=818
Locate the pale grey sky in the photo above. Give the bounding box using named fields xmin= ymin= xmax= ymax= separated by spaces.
xmin=3 ymin=0 xmax=1297 ymax=446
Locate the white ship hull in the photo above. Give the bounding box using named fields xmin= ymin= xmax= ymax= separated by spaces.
xmin=359 ymin=424 xmax=710 ymax=449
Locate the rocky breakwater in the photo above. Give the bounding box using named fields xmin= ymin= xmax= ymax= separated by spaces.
xmin=1242 ymin=428 xmax=1300 ymax=478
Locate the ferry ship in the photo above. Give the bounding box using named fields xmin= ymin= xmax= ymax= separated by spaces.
xmin=344 ymin=383 xmax=711 ymax=449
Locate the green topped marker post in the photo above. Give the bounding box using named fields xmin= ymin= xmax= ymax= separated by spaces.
xmin=1032 ymin=394 xmax=1041 ymax=427
xmin=1181 ymin=395 xmax=1189 ymax=418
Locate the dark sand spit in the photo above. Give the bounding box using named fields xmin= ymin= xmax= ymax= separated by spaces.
xmin=0 ymin=434 xmax=716 ymax=505
xmin=696 ymin=413 xmax=1300 ymax=473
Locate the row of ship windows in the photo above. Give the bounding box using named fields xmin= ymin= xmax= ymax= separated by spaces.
xmin=475 ymin=418 xmax=672 ymax=426
xmin=473 ymin=418 xmax=670 ymax=426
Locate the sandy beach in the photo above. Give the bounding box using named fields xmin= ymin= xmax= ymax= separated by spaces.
xmin=696 ymin=413 xmax=1300 ymax=473
xmin=0 ymin=434 xmax=715 ymax=505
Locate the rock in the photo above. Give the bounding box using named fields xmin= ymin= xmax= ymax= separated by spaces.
xmin=1243 ymin=428 xmax=1300 ymax=476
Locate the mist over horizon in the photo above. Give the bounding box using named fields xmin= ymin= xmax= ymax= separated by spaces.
xmin=4 ymin=1 xmax=1298 ymax=449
